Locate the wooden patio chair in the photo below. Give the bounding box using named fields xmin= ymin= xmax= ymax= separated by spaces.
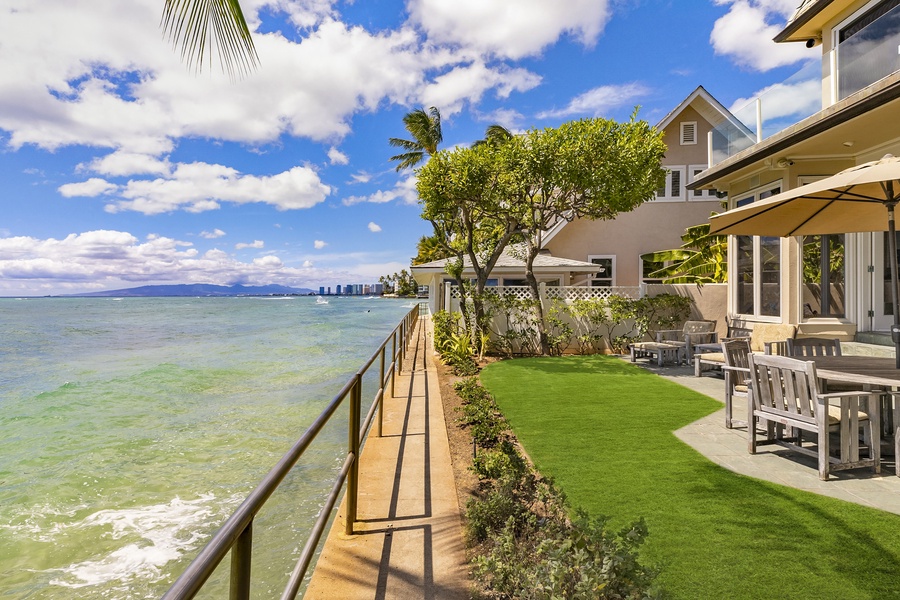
xmin=655 ymin=320 xmax=717 ymax=362
xmin=747 ymin=353 xmax=880 ymax=481
xmin=722 ymin=339 xmax=751 ymax=429
xmin=787 ymin=337 xmax=842 ymax=357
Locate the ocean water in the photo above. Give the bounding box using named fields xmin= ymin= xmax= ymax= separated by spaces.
xmin=0 ymin=296 xmax=413 ymax=599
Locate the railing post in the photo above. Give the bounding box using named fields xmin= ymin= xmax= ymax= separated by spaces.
xmin=230 ymin=520 xmax=253 ymax=600
xmin=378 ymin=346 xmax=385 ymax=438
xmin=391 ymin=330 xmax=397 ymax=398
xmin=345 ymin=375 xmax=361 ymax=536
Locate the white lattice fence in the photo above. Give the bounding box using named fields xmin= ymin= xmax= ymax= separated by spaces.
xmin=447 ymin=285 xmax=642 ymax=303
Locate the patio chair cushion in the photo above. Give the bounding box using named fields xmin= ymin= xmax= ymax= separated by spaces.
xmin=749 ymin=324 xmax=797 ymax=353
xmin=825 ymin=404 xmax=870 ymax=425
xmin=698 ymin=352 xmax=724 ymax=364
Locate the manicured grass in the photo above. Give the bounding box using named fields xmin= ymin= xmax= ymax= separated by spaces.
xmin=480 ymin=355 xmax=900 ymax=600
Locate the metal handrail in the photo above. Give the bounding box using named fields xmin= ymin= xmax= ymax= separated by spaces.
xmin=162 ymin=305 xmax=420 ymax=600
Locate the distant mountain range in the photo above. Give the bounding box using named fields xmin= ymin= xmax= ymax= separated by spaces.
xmin=63 ymin=283 xmax=316 ymax=297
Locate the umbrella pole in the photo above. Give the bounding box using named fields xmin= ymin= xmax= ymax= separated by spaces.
xmin=889 ymin=200 xmax=900 ymax=368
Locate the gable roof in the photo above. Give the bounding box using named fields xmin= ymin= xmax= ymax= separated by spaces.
xmin=655 ymin=85 xmax=754 ymax=138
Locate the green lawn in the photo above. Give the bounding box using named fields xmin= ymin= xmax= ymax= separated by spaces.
xmin=479 ymin=355 xmax=900 ymax=600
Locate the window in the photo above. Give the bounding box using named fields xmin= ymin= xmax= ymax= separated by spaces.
xmin=641 ymin=257 xmax=665 ymax=284
xmin=689 ymin=165 xmax=718 ymax=199
xmin=802 ymin=235 xmax=845 ymax=319
xmin=655 ymin=167 xmax=686 ymax=201
xmin=734 ymin=185 xmax=782 ymax=318
xmin=502 ymin=278 xmax=529 ymax=286
xmin=680 ymin=121 xmax=697 ymax=145
xmin=588 ymin=255 xmax=615 ymax=287
xmin=836 ymin=0 xmax=900 ymax=100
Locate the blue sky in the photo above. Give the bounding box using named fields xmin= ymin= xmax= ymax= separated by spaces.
xmin=0 ymin=0 xmax=818 ymax=296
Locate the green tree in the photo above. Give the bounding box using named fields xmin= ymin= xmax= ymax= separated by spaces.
xmin=641 ymin=218 xmax=728 ymax=284
xmin=505 ymin=114 xmax=667 ymax=354
xmin=162 ymin=0 xmax=258 ymax=78
xmin=417 ymin=143 xmax=522 ymax=338
xmin=388 ymin=107 xmax=443 ymax=171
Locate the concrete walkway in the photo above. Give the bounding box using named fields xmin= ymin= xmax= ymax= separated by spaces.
xmin=637 ymin=359 xmax=900 ymax=515
xmin=304 ymin=316 xmax=468 ymax=599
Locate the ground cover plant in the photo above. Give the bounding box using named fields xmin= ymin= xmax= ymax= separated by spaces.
xmin=479 ymin=355 xmax=900 ymax=599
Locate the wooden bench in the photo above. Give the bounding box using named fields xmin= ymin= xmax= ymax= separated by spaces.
xmin=747 ymin=353 xmax=880 ymax=481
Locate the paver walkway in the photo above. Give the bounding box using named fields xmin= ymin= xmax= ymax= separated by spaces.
xmin=304 ymin=315 xmax=468 ymax=599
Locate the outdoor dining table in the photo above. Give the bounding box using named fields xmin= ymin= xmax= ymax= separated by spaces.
xmin=808 ymin=355 xmax=900 ymax=475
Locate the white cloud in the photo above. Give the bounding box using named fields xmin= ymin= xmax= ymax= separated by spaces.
xmin=368 ymin=222 xmax=382 ymax=232
xmin=314 ymin=240 xmax=327 ymax=249
xmin=328 ymin=146 xmax=349 ymax=165
xmin=200 ymin=229 xmax=227 ymax=239
xmin=422 ymin=62 xmax=541 ymax=115
xmin=302 ymin=260 xmax=314 ymax=268
xmin=81 ymin=151 xmax=172 ymax=177
xmin=730 ymin=77 xmax=821 ymax=123
xmin=478 ymin=108 xmax=524 ymax=130
xmin=236 ymin=240 xmax=265 ymax=250
xmin=350 ymin=172 xmax=372 ymax=184
xmin=0 ymin=229 xmax=373 ymax=294
xmin=343 ymin=176 xmax=418 ymax=205
xmin=63 ymin=162 xmax=330 ymax=215
xmin=408 ymin=0 xmax=611 ymax=60
xmin=537 ymin=83 xmax=650 ymax=119
xmin=58 ymin=178 xmax=119 ymax=198
xmin=710 ymin=0 xmax=818 ymax=71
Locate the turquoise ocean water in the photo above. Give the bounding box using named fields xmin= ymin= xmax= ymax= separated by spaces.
xmin=0 ymin=296 xmax=413 ymax=599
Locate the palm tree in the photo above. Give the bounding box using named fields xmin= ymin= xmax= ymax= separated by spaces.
xmin=162 ymin=0 xmax=259 ymax=78
xmin=388 ymin=107 xmax=443 ymax=171
xmin=473 ymin=124 xmax=513 ymax=148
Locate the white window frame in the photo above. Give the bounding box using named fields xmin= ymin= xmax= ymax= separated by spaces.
xmin=588 ymin=255 xmax=616 ymax=287
xmin=688 ymin=164 xmax=719 ymax=200
xmin=655 ymin=166 xmax=687 ymax=202
xmin=680 ymin=121 xmax=698 ymax=145
xmin=640 ymin=256 xmax=666 ymax=284
xmin=731 ymin=181 xmax=784 ymax=321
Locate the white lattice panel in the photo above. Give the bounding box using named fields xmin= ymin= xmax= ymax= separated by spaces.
xmin=447 ymin=285 xmax=641 ymax=302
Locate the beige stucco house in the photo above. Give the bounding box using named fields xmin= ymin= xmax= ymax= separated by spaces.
xmin=412 ymin=86 xmax=750 ymax=315
xmin=541 ymin=86 xmax=748 ymax=288
xmin=690 ymin=0 xmax=900 ymax=342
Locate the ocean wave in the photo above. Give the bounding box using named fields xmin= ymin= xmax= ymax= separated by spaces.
xmin=45 ymin=493 xmax=239 ymax=591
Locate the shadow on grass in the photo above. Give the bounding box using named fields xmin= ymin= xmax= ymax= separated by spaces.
xmin=480 ymin=355 xmax=900 ymax=600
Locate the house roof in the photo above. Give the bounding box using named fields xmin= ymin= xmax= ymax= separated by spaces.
xmin=774 ymin=0 xmax=838 ymax=43
xmin=411 ymin=249 xmax=600 ymax=274
xmin=688 ymin=71 xmax=900 ymax=190
xmin=655 ymin=85 xmax=754 ymax=138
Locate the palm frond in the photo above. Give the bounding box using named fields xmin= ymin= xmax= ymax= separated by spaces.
xmin=389 ymin=151 xmax=425 ymax=172
xmin=162 ymin=0 xmax=258 ymax=79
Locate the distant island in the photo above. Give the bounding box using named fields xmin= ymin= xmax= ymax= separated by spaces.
xmin=61 ymin=283 xmax=316 ymax=297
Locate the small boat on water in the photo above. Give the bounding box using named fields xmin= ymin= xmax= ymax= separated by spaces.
xmin=315 ymin=296 xmax=329 ymax=304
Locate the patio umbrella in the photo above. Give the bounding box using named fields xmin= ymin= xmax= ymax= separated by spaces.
xmin=708 ymin=154 xmax=900 ymax=367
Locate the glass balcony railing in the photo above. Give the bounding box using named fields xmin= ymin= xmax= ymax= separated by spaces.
xmin=837 ymin=2 xmax=900 ymax=100
xmin=710 ymin=57 xmax=823 ymax=165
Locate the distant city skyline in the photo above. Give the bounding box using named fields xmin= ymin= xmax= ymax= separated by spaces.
xmin=0 ymin=1 xmax=817 ymax=296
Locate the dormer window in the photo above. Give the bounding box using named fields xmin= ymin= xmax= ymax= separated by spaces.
xmin=836 ymin=0 xmax=900 ymax=100
xmin=680 ymin=121 xmax=697 ymax=145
